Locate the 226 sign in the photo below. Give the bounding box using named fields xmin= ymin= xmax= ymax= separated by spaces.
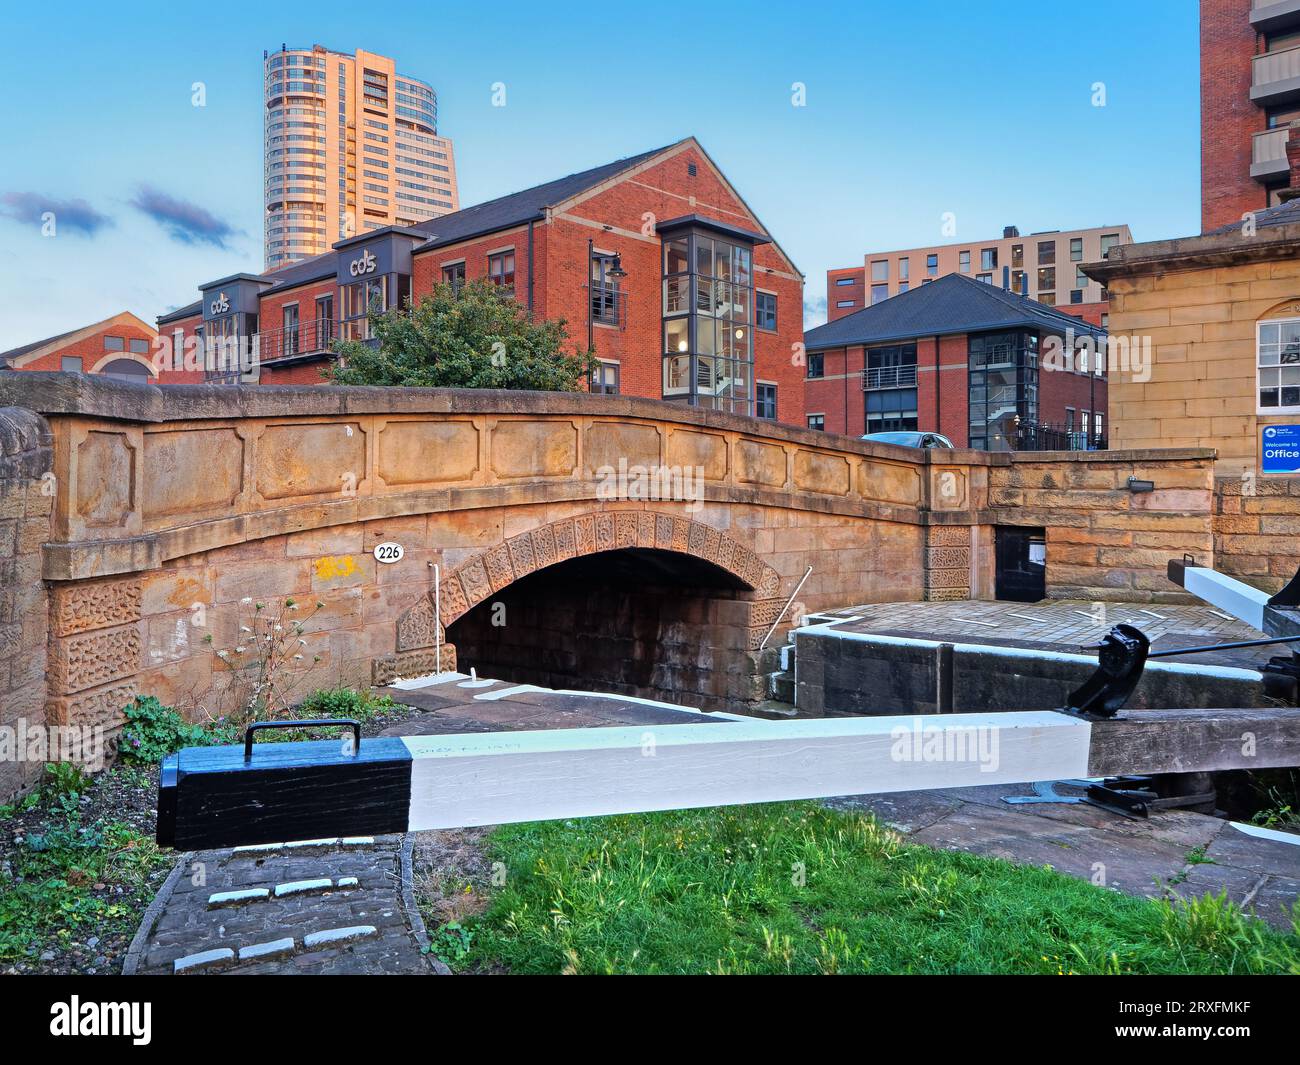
xmin=373 ymin=542 xmax=404 ymax=564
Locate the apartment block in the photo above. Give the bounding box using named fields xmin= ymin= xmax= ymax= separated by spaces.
xmin=1200 ymin=0 xmax=1300 ymax=232
xmin=825 ymin=224 xmax=1132 ymax=329
xmin=264 ymin=45 xmax=459 ymax=270
xmin=158 ymin=138 xmax=806 ymax=425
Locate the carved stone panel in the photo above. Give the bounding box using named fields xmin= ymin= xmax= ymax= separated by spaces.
xmin=143 ymin=427 xmax=243 ymax=520
xmin=378 ymin=419 xmax=479 ymax=486
xmin=50 ymin=578 xmax=143 ymax=637
xmin=76 ymin=431 xmax=136 ymax=528
xmin=490 ymin=420 xmax=577 ymax=480
xmin=584 ymin=422 xmax=660 ymax=475
xmin=735 ymin=439 xmax=787 ymax=488
xmin=256 ymin=422 xmax=366 ymax=501
xmin=793 ymin=450 xmax=851 ymax=496
xmin=665 ymin=429 xmax=728 ymax=482
xmin=50 ymin=624 xmax=142 ymax=695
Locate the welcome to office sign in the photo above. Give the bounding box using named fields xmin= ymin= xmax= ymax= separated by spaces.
xmin=1262 ymin=424 xmax=1300 ymax=474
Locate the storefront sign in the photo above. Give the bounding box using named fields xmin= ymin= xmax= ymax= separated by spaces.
xmin=349 ymin=249 xmax=377 ymax=277
xmin=1262 ymin=424 xmax=1300 ymax=474
xmin=210 ymin=292 xmax=229 ymax=315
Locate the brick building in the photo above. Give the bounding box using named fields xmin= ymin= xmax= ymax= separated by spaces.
xmin=0 ymin=311 xmax=202 ymax=384
xmin=825 ymin=224 xmax=1131 ymax=331
xmin=1201 ymin=0 xmax=1300 ymax=232
xmin=157 ymin=138 xmax=806 ymax=424
xmin=802 ymin=273 xmax=1108 ymax=449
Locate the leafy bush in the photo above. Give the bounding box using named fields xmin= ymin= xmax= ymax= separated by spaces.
xmin=117 ymin=696 xmax=237 ymax=764
xmin=43 ymin=761 xmax=93 ymax=800
xmin=297 ymin=687 xmax=395 ymax=723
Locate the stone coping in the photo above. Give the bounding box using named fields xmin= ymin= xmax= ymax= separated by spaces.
xmin=1084 ymin=219 xmax=1300 ymax=281
xmin=0 ymin=372 xmax=1212 ymax=466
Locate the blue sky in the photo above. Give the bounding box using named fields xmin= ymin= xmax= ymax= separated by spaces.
xmin=0 ymin=0 xmax=1199 ymax=346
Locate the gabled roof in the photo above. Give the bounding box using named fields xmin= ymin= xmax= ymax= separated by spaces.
xmin=157 ymin=299 xmax=203 ymax=326
xmin=412 ymin=143 xmax=679 ymax=251
xmin=1 ymin=311 xmax=158 ymax=369
xmin=803 ymin=273 xmax=1107 ymax=351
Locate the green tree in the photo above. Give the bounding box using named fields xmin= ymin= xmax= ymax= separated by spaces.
xmin=325 ymin=279 xmax=597 ymax=390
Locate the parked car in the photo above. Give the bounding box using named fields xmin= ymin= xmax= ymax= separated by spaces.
xmin=860 ymin=431 xmax=955 ymax=449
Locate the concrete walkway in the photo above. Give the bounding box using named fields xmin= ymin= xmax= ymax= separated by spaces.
xmin=830 ymin=782 xmax=1300 ymax=929
xmin=817 ymin=598 xmax=1277 ymax=669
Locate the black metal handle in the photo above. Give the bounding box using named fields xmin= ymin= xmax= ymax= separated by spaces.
xmin=244 ymin=718 xmax=361 ymax=760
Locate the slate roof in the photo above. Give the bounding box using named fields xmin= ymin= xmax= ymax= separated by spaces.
xmin=156 ymin=299 xmax=203 ymax=326
xmin=803 ymin=272 xmax=1108 ymax=352
xmin=0 ymin=325 xmax=82 ymax=365
xmin=1202 ymin=196 xmax=1300 ymax=237
xmin=411 ymin=143 xmax=676 ymax=251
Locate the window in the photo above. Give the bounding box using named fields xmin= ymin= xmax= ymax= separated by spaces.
xmin=1012 ymin=244 xmax=1024 ymax=268
xmin=756 ymin=383 xmax=777 ymax=420
xmin=591 ymin=361 xmax=620 ymax=394
xmin=865 ymin=387 xmax=919 ymax=433
xmin=980 ymin=248 xmax=997 ymax=271
xmin=871 ymin=284 xmax=889 ymax=304
xmin=834 ymin=277 xmax=856 ymax=287
xmin=756 ymin=291 xmax=777 ymax=330
xmin=660 ymin=229 xmax=754 ymax=414
xmin=899 ymin=258 xmax=909 ymax=281
xmin=871 ymin=260 xmax=889 ymax=282
xmin=104 ymin=335 xmax=124 ymax=351
xmin=1065 ymin=408 xmax=1076 ymax=431
xmin=1099 ymin=233 xmax=1120 ymax=258
xmin=807 ymin=414 xmax=825 ymax=431
xmin=926 ymin=254 xmax=938 ymax=277
xmin=977 ymin=273 xmax=993 ymax=284
xmin=1038 ymin=267 xmax=1056 ymax=292
xmin=968 ymin=330 xmax=1039 ymax=451
xmin=61 ymin=356 xmax=83 ymax=373
xmin=442 ymin=261 xmax=466 ymax=291
xmin=1257 ymin=318 xmax=1300 ymax=409
xmin=1038 ymin=292 xmax=1056 ymax=306
xmin=807 ymin=352 xmax=824 ymax=379
xmin=1070 ymin=238 xmax=1083 ymax=262
xmin=865 ymin=343 xmax=917 ymax=389
xmin=1011 ymin=269 xmax=1026 ymax=295
xmin=899 ymin=282 xmax=909 ymax=294
xmin=1037 ymin=240 xmax=1056 ymax=265
xmin=488 ymin=251 xmax=515 ymax=289
xmin=314 ymin=295 xmax=334 ymax=348
xmin=836 ymin=300 xmax=856 ymax=308
xmin=129 ymin=338 xmax=149 ymax=354
xmin=1070 ymin=290 xmax=1083 ymax=304
xmin=591 ymin=253 xmax=623 ymax=325
xmin=99 ymin=359 xmax=151 ymax=382
xmin=283 ymin=304 xmax=300 ymax=355
xmin=1101 ymin=313 xmax=1109 ymax=329
xmin=340 ymin=276 xmax=386 ymax=340
xmin=959 ymin=250 xmax=971 ymax=273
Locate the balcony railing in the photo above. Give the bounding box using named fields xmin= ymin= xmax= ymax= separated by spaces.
xmin=1253 ymin=127 xmax=1292 ymax=179
xmin=254 ymin=319 xmax=338 ymax=364
xmin=1253 ymin=0 xmax=1300 ymax=35
xmin=591 ymin=286 xmax=627 ymax=327
xmin=1013 ymin=421 xmax=1107 ymax=452
xmin=1253 ymin=44 xmax=1300 ymax=103
xmin=862 ymin=364 xmax=918 ymax=389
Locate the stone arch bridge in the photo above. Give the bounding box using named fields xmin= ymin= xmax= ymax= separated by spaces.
xmin=0 ymin=374 xmax=1214 ymax=789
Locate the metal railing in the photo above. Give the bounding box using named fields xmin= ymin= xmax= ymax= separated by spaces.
xmin=591 ymin=286 xmax=627 ymax=327
xmin=1013 ymin=421 xmax=1107 ymax=452
xmin=862 ymin=364 xmax=918 ymax=389
xmin=254 ymin=319 xmax=338 ymax=363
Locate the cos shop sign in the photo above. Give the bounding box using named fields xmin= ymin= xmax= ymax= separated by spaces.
xmin=1262 ymin=425 xmax=1300 ymax=474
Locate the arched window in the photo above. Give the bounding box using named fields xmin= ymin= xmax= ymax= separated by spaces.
xmin=98 ymin=359 xmax=153 ymax=383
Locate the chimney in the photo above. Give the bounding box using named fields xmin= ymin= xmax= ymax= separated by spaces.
xmin=1281 ymin=127 xmax=1300 ymax=202
xmin=1003 ymin=225 xmax=1019 ymax=238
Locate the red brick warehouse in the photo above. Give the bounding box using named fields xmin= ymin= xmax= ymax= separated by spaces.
xmin=156 ymin=138 xmax=807 ymax=425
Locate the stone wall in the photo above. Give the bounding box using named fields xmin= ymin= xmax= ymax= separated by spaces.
xmin=0 ymin=374 xmax=1231 ymax=753
xmin=0 ymin=408 xmax=53 ymax=801
xmin=1214 ymin=475 xmax=1300 ymax=593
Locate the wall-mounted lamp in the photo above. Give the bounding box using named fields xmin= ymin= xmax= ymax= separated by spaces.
xmin=607 ymin=253 xmax=627 ymax=279
xmin=1127 ymin=476 xmax=1155 ymax=493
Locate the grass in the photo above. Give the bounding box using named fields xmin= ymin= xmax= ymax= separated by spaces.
xmin=446 ymin=802 xmax=1300 ymax=975
xmin=0 ymin=766 xmax=171 ymax=967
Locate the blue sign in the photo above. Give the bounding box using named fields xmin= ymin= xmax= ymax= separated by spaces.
xmin=1262 ymin=424 xmax=1300 ymax=474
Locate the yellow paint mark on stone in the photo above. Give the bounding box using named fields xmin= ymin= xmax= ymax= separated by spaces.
xmin=315 ymin=555 xmax=357 ymax=581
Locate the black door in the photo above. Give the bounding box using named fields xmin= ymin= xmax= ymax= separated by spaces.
xmin=994 ymin=526 xmax=1046 ymax=602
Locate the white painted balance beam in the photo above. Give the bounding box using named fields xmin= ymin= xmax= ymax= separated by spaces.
xmin=402 ymin=712 xmax=1089 ymax=831
xmin=159 ymin=712 xmax=1092 ymax=848
xmin=1176 ymin=565 xmax=1271 ymax=632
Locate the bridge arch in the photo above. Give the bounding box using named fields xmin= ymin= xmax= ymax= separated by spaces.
xmin=395 ymin=511 xmax=786 ymax=711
